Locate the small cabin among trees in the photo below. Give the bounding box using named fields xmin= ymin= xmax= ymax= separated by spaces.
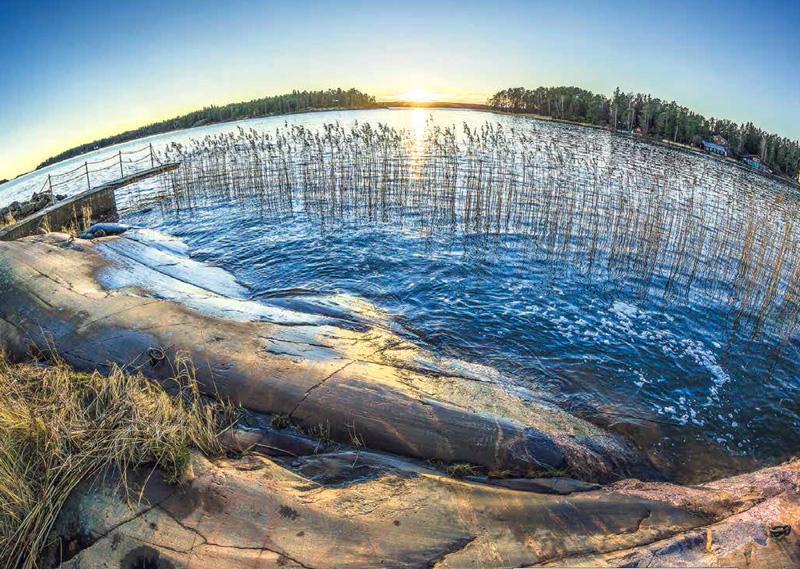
xmin=702 ymin=140 xmax=732 ymax=157
xmin=742 ymin=154 xmax=772 ymax=173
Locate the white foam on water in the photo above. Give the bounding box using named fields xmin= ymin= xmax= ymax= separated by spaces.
xmin=681 ymin=338 xmax=732 ymax=400
xmin=606 ymin=300 xmax=731 ymax=398
xmin=611 ymin=300 xmax=640 ymax=320
xmin=584 ymin=297 xmax=738 ymax=436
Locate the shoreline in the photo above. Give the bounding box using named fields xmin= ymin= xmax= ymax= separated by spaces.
xmin=0 ymin=105 xmax=382 ymax=191
xmin=486 ymin=108 xmax=800 ymax=190
xmin=0 ymin=230 xmax=650 ymax=483
xmin=0 ymin=227 xmax=791 ymax=485
xmin=4 ymin=103 xmax=798 ymax=198
xmin=1 ymin=230 xmax=798 ymax=568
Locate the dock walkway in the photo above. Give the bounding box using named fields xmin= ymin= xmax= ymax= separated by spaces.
xmin=0 ymin=162 xmax=179 ymax=241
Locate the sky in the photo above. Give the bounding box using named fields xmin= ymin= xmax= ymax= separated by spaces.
xmin=0 ymin=0 xmax=798 ymax=180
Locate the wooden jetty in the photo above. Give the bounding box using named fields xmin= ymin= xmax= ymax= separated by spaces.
xmin=0 ymin=162 xmax=179 ymax=241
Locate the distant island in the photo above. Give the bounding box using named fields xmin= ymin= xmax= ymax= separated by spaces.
xmin=489 ymin=86 xmax=800 ymax=181
xmin=32 ymin=85 xmax=800 ymax=184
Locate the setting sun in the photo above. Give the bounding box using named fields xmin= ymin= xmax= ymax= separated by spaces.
xmin=398 ymin=88 xmax=436 ymax=103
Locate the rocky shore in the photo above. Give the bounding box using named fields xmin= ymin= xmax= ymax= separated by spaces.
xmin=0 ymin=231 xmax=647 ymax=482
xmin=0 ymin=190 xmax=66 ymax=226
xmin=1 ymin=231 xmax=798 ymax=568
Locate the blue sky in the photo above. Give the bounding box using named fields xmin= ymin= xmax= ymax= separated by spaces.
xmin=0 ymin=0 xmax=798 ymax=179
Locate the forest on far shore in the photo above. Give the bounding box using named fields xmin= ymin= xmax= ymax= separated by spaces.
xmin=488 ymin=86 xmax=800 ymax=179
xmin=32 ymin=85 xmax=800 ymax=183
xmin=36 ymin=89 xmax=379 ymax=169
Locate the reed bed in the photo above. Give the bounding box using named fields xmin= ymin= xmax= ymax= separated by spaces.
xmin=125 ymin=118 xmax=800 ymax=340
xmin=0 ymin=351 xmax=236 ymax=569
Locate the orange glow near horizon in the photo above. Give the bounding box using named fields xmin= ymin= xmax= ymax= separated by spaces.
xmin=394 ymin=88 xmax=437 ymax=103
xmin=378 ymin=87 xmax=490 ymax=105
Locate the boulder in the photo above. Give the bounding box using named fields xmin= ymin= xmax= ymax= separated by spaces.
xmin=0 ymin=190 xmax=63 ymax=225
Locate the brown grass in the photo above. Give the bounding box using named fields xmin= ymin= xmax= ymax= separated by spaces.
xmin=1 ymin=212 xmax=16 ymax=228
xmin=81 ymin=204 xmax=92 ymax=232
xmin=445 ymin=463 xmax=479 ymax=479
xmin=0 ymin=351 xmax=237 ymax=569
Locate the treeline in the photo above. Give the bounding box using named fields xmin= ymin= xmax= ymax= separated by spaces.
xmin=488 ymin=86 xmax=800 ymax=179
xmin=37 ymin=88 xmax=378 ymax=169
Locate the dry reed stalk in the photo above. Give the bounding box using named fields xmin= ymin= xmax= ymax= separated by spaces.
xmin=122 ymin=118 xmax=800 ymax=339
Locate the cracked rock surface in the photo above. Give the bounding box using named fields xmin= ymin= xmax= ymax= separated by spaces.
xmin=53 ymin=451 xmax=799 ymax=568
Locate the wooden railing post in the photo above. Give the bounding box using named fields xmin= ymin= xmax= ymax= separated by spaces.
xmin=85 ymin=162 xmax=90 ymax=189
xmin=149 ymin=143 xmax=155 ymax=168
xmin=47 ymin=174 xmax=52 ymax=194
xmin=119 ymin=151 xmax=123 ymax=178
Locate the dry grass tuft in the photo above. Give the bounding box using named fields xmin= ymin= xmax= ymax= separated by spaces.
xmin=80 ymin=204 xmax=92 ymax=233
xmin=445 ymin=463 xmax=479 ymax=479
xmin=2 ymin=212 xmax=16 ymax=228
xmin=0 ymin=351 xmax=237 ymax=569
xmin=270 ymin=413 xmax=291 ymax=430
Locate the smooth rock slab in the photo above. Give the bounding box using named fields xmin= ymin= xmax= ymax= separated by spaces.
xmin=0 ymin=233 xmax=650 ymax=481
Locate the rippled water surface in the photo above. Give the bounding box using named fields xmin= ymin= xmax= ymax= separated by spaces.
xmin=8 ymin=109 xmax=800 ymax=482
